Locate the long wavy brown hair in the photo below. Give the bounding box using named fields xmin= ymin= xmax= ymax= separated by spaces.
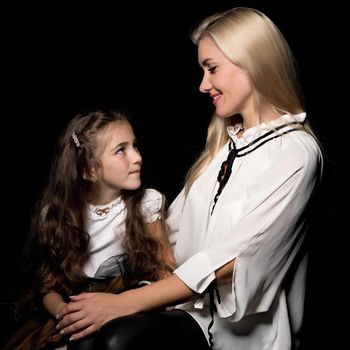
xmin=17 ymin=109 xmax=169 ymax=316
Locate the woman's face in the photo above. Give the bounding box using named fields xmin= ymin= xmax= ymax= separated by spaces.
xmin=198 ymin=35 xmax=254 ymax=118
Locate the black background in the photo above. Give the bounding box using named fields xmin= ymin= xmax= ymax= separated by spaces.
xmin=1 ymin=1 xmax=346 ymax=348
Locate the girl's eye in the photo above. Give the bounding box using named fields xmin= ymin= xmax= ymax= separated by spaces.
xmin=133 ymin=142 xmax=139 ymax=150
xmin=116 ymin=147 xmax=125 ymax=154
xmin=208 ymin=66 xmax=217 ymax=74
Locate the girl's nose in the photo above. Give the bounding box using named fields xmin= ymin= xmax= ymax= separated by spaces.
xmin=132 ymin=148 xmax=142 ymax=164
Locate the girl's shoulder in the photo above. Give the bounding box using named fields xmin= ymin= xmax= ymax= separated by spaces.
xmin=140 ymin=188 xmax=164 ymax=223
xmin=143 ymin=188 xmax=163 ymax=202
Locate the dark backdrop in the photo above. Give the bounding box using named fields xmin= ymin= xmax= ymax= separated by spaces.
xmin=1 ymin=1 xmax=345 ymax=348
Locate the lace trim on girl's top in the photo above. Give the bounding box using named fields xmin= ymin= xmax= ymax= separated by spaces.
xmin=140 ymin=190 xmax=162 ymax=223
xmin=89 ymin=196 xmax=125 ymax=220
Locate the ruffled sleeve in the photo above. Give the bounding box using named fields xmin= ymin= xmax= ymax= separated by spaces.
xmin=140 ymin=188 xmax=163 ymax=223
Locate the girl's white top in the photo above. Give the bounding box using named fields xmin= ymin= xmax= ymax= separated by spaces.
xmin=83 ymin=188 xmax=162 ymax=278
xmin=167 ymin=113 xmax=323 ymax=350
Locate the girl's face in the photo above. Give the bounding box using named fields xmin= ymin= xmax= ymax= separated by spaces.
xmin=93 ymin=121 xmax=142 ymax=204
xmin=198 ymin=35 xmax=254 ymax=119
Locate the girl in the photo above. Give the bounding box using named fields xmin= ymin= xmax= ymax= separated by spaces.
xmin=46 ymin=8 xmax=323 ymax=350
xmin=4 ymin=109 xmax=175 ymax=349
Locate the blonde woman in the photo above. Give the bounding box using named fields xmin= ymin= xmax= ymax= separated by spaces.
xmin=52 ymin=8 xmax=322 ymax=350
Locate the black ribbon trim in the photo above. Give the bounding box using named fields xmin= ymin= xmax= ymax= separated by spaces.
xmin=211 ymin=122 xmax=303 ymax=215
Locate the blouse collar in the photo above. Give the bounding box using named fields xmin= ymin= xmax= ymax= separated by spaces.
xmin=227 ymin=112 xmax=306 ymax=147
xmin=88 ymin=195 xmax=125 ymax=221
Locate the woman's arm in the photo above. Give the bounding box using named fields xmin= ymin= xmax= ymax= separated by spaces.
xmin=216 ymin=260 xmax=235 ymax=286
xmin=57 ymin=260 xmax=235 ymax=341
xmin=57 ymin=273 xmax=194 ymax=340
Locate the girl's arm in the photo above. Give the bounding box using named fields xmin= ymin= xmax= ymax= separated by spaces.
xmin=43 ymin=292 xmax=67 ymax=318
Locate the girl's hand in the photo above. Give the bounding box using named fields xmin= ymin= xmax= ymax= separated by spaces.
xmin=42 ymin=292 xmax=67 ymax=319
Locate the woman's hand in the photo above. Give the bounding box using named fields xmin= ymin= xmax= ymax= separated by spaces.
xmin=56 ymin=274 xmax=194 ymax=341
xmin=56 ymin=292 xmax=137 ymax=341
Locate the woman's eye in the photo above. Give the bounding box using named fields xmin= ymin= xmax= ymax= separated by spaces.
xmin=208 ymin=66 xmax=217 ymax=74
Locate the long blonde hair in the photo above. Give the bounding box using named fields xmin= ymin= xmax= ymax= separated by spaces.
xmin=185 ymin=7 xmax=306 ymax=193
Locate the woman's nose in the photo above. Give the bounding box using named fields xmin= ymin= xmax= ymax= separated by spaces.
xmin=199 ymin=76 xmax=212 ymax=93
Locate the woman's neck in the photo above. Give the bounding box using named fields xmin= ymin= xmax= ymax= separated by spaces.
xmin=242 ymin=105 xmax=281 ymax=131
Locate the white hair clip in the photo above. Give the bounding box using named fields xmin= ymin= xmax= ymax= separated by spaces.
xmin=72 ymin=132 xmax=80 ymax=148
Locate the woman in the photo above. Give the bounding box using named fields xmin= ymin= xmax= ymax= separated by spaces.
xmin=53 ymin=8 xmax=322 ymax=350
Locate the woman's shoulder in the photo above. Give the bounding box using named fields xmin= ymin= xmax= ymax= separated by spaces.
xmin=260 ymin=130 xmax=323 ymax=182
xmin=281 ymin=130 xmax=322 ymax=165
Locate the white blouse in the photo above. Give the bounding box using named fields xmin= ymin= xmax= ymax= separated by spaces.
xmin=83 ymin=188 xmax=162 ymax=278
xmin=167 ymin=113 xmax=323 ymax=350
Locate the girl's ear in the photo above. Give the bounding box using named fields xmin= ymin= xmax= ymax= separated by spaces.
xmin=83 ymin=167 xmax=97 ymax=182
